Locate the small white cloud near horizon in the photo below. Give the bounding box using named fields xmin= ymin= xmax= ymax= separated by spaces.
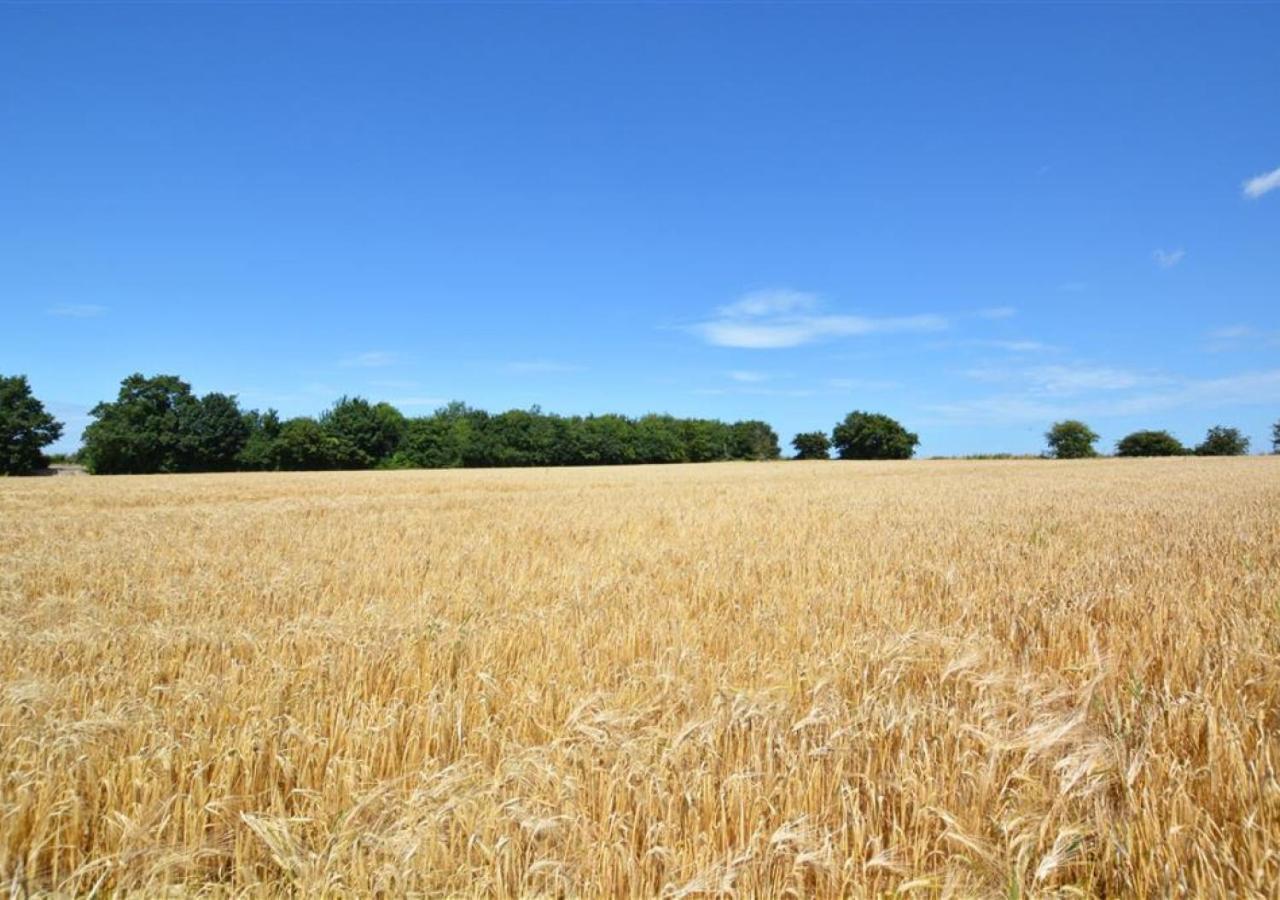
xmin=503 ymin=360 xmax=584 ymax=375
xmin=1243 ymin=166 xmax=1280 ymax=199
xmin=47 ymin=303 xmax=107 ymax=318
xmin=727 ymin=370 xmax=771 ymax=383
xmin=1153 ymin=248 xmax=1185 ymax=269
xmin=340 ymin=351 xmax=400 ymax=368
xmin=692 ymin=288 xmax=947 ymax=349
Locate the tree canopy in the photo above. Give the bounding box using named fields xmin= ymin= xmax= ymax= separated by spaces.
xmin=831 ymin=411 xmax=918 ymax=460
xmin=75 ymin=373 xmax=783 ymax=473
xmin=791 ymin=431 xmax=831 ymax=460
xmin=1115 ymin=430 xmax=1186 ymax=457
xmin=0 ymin=375 xmax=64 ymax=475
xmin=1195 ymin=426 xmax=1249 ymax=457
xmin=1045 ymin=420 xmax=1099 ymax=459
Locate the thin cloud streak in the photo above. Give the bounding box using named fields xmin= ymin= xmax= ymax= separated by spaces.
xmin=47 ymin=304 xmax=108 ymax=318
xmin=1243 ymin=166 xmax=1280 ymax=199
xmin=340 ymin=351 xmax=400 ymax=368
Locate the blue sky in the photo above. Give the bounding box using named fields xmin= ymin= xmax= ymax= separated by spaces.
xmin=3 ymin=3 xmax=1278 ymax=456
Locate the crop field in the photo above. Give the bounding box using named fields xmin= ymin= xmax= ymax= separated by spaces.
xmin=2 ymin=459 xmax=1279 ymax=897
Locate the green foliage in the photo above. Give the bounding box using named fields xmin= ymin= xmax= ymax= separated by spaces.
xmin=731 ymin=420 xmax=781 ymax=461
xmin=82 ymin=374 xmax=254 ymax=474
xmin=178 ymin=392 xmax=250 ymax=471
xmin=82 ymin=374 xmax=194 ymax=474
xmin=831 ymin=411 xmax=919 ymax=460
xmin=273 ymin=417 xmax=340 ymax=470
xmin=1045 ymin=420 xmax=1099 ymax=459
xmin=1273 ymin=419 xmax=1280 ymax=454
xmin=0 ymin=375 xmax=64 ymax=475
xmin=1115 ymin=430 xmax=1186 ymax=457
xmin=237 ymin=409 xmax=283 ymax=470
xmin=791 ymin=431 xmax=831 ymax=460
xmin=1195 ymin=425 xmax=1249 ymax=457
xmin=320 ymin=397 xmax=407 ymax=468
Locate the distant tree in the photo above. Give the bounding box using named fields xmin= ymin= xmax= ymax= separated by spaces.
xmin=1115 ymin=430 xmax=1185 ymax=457
xmin=1045 ymin=420 xmax=1099 ymax=459
xmin=320 ymin=396 xmax=406 ymax=468
xmin=82 ymin=373 xmax=194 ymax=474
xmin=791 ymin=431 xmax=831 ymax=460
xmin=273 ymin=417 xmax=339 ymax=470
xmin=1273 ymin=419 xmax=1280 ymax=454
xmin=731 ymin=420 xmax=782 ymax=461
xmin=1195 ymin=425 xmax=1249 ymax=457
xmin=237 ymin=409 xmax=282 ymax=470
xmin=178 ymin=392 xmax=249 ymax=471
xmin=832 ymin=411 xmax=919 ymax=460
xmin=0 ymin=375 xmax=64 ymax=475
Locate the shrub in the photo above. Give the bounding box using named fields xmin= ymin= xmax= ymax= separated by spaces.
xmin=1116 ymin=430 xmax=1185 ymax=457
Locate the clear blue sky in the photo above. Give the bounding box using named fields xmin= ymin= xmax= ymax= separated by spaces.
xmin=3 ymin=2 xmax=1278 ymax=456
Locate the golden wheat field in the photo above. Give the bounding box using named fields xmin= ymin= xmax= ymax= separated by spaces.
xmin=2 ymin=459 xmax=1279 ymax=897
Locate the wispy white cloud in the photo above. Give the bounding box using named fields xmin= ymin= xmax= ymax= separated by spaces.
xmin=1205 ymin=324 xmax=1280 ymax=352
xmin=929 ymin=367 xmax=1280 ymax=424
xmin=716 ymin=289 xmax=818 ymax=318
xmin=963 ymin=362 xmax=1170 ymax=395
xmin=691 ymin=289 xmax=947 ymax=349
xmin=340 ymin=351 xmax=401 ymax=368
xmin=1243 ymin=166 xmax=1280 ymax=199
xmin=693 ymin=386 xmax=814 ymax=398
xmin=976 ymin=306 xmax=1017 ymax=320
xmin=1152 ymin=248 xmax=1185 ymax=269
xmin=47 ymin=303 xmax=107 ymax=318
xmin=386 ymin=396 xmax=446 ymax=408
xmin=727 ymin=370 xmax=772 ymax=383
xmin=503 ymin=360 xmax=584 ymax=375
xmin=827 ymin=377 xmax=901 ymax=391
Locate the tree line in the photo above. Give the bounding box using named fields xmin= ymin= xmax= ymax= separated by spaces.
xmin=1044 ymin=420 xmax=1258 ymax=458
xmin=5 ymin=373 xmax=784 ymax=475
xmin=4 ymin=372 xmax=1279 ymax=475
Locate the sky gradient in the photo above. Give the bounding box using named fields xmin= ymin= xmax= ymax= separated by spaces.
xmin=3 ymin=3 xmax=1278 ymax=456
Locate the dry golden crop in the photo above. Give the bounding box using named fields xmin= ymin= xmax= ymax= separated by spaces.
xmin=2 ymin=458 xmax=1279 ymax=897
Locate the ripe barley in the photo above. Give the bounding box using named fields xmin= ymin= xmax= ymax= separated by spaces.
xmin=1 ymin=458 xmax=1277 ymax=896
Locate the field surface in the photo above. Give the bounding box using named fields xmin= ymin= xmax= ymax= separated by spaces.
xmin=2 ymin=459 xmax=1279 ymax=897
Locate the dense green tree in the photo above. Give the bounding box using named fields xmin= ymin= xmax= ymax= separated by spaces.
xmin=634 ymin=415 xmax=687 ymax=464
xmin=178 ymin=392 xmax=250 ymax=471
xmin=82 ymin=374 xmax=194 ymax=474
xmin=320 ymin=396 xmax=406 ymax=468
xmin=237 ymin=409 xmax=283 ymax=470
xmin=0 ymin=375 xmax=64 ymax=475
xmin=791 ymin=431 xmax=831 ymax=460
xmin=1195 ymin=425 xmax=1249 ymax=457
xmin=565 ymin=414 xmax=638 ymax=466
xmin=273 ymin=417 xmax=339 ymax=470
xmin=832 ymin=411 xmax=919 ymax=460
xmin=731 ymin=420 xmax=781 ymax=461
xmin=1115 ymin=430 xmax=1185 ymax=457
xmin=1273 ymin=419 xmax=1280 ymax=454
xmin=1045 ymin=420 xmax=1099 ymax=459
